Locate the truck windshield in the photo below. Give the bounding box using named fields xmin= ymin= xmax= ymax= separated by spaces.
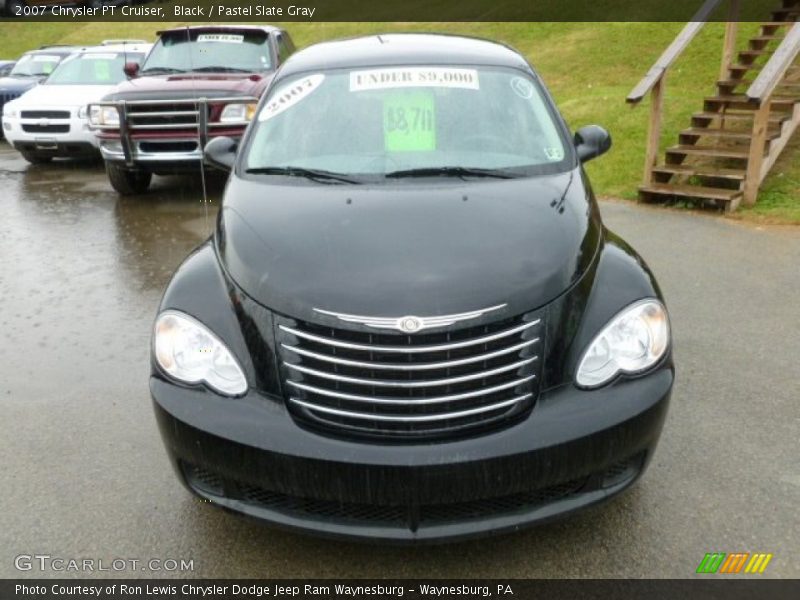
xmin=45 ymin=52 xmax=143 ymax=85
xmin=10 ymin=54 xmax=65 ymax=77
xmin=244 ymin=66 xmax=570 ymax=181
xmin=141 ymin=30 xmax=272 ymax=74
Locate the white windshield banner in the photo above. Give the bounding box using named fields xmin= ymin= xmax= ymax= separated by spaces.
xmin=349 ymin=67 xmax=480 ymax=92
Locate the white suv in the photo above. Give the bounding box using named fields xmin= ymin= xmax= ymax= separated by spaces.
xmin=2 ymin=42 xmax=150 ymax=164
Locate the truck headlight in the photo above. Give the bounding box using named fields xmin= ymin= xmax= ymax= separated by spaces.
xmin=154 ymin=311 xmax=247 ymax=396
xmin=575 ymin=299 xmax=669 ymax=388
xmin=89 ymin=105 xmax=119 ymax=127
xmin=219 ymin=103 xmax=256 ymax=123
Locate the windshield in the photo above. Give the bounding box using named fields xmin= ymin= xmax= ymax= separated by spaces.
xmin=243 ymin=66 xmax=570 ymax=181
xmin=10 ymin=53 xmax=65 ymax=78
xmin=45 ymin=52 xmax=144 ymax=85
xmin=141 ymin=30 xmax=272 ymax=74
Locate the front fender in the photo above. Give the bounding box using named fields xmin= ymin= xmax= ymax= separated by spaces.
xmin=153 ymin=240 xmax=281 ymax=397
xmin=542 ymin=229 xmax=672 ymax=389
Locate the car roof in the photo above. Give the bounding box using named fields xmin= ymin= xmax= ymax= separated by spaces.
xmin=156 ymin=24 xmax=281 ymax=36
xmin=24 ymin=46 xmax=82 ymax=57
xmin=78 ymin=43 xmax=152 ymax=54
xmin=279 ymin=33 xmax=530 ymax=78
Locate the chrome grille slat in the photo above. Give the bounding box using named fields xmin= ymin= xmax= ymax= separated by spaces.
xmin=277 ymin=310 xmax=544 ymax=440
xmin=279 ymin=319 xmax=539 ymax=353
xmin=281 ymin=339 xmax=539 ymax=370
xmin=284 ymin=358 xmax=537 ymax=388
xmin=290 ymin=395 xmax=532 ymax=422
xmin=288 ymin=376 xmax=535 ymax=405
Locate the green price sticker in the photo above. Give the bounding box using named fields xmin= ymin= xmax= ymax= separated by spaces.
xmin=94 ymin=60 xmax=111 ymax=81
xmin=383 ymin=91 xmax=436 ymax=152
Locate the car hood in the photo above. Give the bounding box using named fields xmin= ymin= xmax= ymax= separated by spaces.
xmin=217 ymin=168 xmax=602 ymax=322
xmin=103 ymin=73 xmax=271 ymax=101
xmin=14 ymin=84 xmax=117 ymax=107
xmin=0 ymin=77 xmax=40 ymax=94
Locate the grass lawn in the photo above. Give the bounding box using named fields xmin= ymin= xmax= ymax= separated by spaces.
xmin=1 ymin=21 xmax=797 ymax=224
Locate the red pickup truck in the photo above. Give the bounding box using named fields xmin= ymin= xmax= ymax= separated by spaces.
xmin=89 ymin=25 xmax=294 ymax=194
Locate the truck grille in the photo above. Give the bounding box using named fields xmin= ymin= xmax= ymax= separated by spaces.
xmin=20 ymin=110 xmax=70 ymax=119
xmin=22 ymin=123 xmax=70 ymax=134
xmin=125 ymin=102 xmax=206 ymax=130
xmin=276 ymin=310 xmax=543 ymax=440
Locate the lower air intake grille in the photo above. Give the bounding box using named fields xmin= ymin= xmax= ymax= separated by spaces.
xmin=276 ymin=309 xmax=543 ymax=440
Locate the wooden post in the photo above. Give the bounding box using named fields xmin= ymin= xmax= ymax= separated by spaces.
xmin=742 ymin=100 xmax=770 ymax=206
xmin=642 ymin=74 xmax=665 ymax=188
xmin=719 ymin=0 xmax=740 ymax=81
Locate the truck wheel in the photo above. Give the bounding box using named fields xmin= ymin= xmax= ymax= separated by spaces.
xmin=19 ymin=150 xmax=53 ymax=165
xmin=106 ymin=162 xmax=152 ymax=195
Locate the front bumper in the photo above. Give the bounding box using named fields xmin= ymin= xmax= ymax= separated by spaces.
xmin=3 ymin=113 xmax=98 ymax=157
xmin=152 ymin=366 xmax=672 ymax=543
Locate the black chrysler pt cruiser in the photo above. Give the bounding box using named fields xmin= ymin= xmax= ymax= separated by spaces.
xmin=151 ymin=34 xmax=673 ymax=542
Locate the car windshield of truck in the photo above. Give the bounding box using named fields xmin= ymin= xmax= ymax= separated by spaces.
xmin=45 ymin=52 xmax=143 ymax=85
xmin=141 ymin=30 xmax=272 ymax=75
xmin=10 ymin=53 xmax=65 ymax=77
xmin=244 ymin=66 xmax=570 ymax=182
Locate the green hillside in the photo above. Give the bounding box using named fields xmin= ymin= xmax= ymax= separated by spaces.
xmin=1 ymin=21 xmax=797 ymax=223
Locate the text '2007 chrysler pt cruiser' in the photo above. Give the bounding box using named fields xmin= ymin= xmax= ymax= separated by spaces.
xmin=151 ymin=34 xmax=673 ymax=542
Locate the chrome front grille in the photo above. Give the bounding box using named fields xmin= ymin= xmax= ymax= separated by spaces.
xmin=276 ymin=310 xmax=543 ymax=440
xmin=126 ymin=102 xmax=204 ymax=130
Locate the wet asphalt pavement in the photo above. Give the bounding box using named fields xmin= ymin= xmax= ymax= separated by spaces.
xmin=0 ymin=139 xmax=798 ymax=579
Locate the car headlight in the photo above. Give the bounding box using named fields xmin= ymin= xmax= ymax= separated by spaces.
xmin=3 ymin=104 xmax=17 ymax=118
xmin=88 ymin=105 xmax=119 ymax=127
xmin=153 ymin=311 xmax=247 ymax=396
xmin=219 ymin=102 xmax=257 ymax=123
xmin=575 ymin=299 xmax=670 ymax=388
xmin=77 ymin=105 xmax=89 ymax=119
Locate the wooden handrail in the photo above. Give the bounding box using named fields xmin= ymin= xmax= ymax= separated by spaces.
xmin=746 ymin=22 xmax=800 ymax=103
xmin=627 ymin=0 xmax=724 ymax=104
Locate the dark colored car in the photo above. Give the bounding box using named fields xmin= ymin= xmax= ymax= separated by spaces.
xmin=88 ymin=25 xmax=295 ymax=195
xmin=0 ymin=61 xmax=14 ymax=78
xmin=151 ymin=34 xmax=674 ymax=543
xmin=0 ymin=46 xmax=77 ymax=138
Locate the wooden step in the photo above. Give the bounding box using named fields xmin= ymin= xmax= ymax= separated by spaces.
xmin=640 ymin=183 xmax=743 ymax=202
xmin=679 ymin=127 xmax=780 ymax=142
xmin=692 ymin=111 xmax=788 ymax=125
xmin=704 ymin=94 xmax=798 ymax=111
xmin=750 ymin=35 xmax=784 ymax=43
xmin=738 ymin=50 xmax=772 ymax=58
xmin=729 ymin=64 xmax=800 ymax=74
xmin=666 ymin=145 xmax=752 ymax=159
xmin=652 ymin=164 xmax=747 ymax=181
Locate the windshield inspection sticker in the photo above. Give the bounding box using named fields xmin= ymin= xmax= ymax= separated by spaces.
xmin=258 ymin=74 xmax=325 ymax=122
xmin=197 ymin=34 xmax=244 ymax=44
xmin=544 ymin=147 xmax=565 ymax=161
xmin=350 ymin=67 xmax=479 ymax=92
xmin=384 ymin=91 xmax=436 ymax=152
xmin=510 ymin=76 xmax=535 ymax=99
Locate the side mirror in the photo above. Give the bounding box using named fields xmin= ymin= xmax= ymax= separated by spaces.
xmin=204 ymin=136 xmax=238 ymax=172
xmin=574 ymin=125 xmax=611 ymax=163
xmin=123 ymin=62 xmax=140 ymax=78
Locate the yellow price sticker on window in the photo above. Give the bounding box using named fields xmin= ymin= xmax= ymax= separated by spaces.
xmin=383 ymin=91 xmax=436 ymax=152
xmin=94 ymin=60 xmax=111 ymax=81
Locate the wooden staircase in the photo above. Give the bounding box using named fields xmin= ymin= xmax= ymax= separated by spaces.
xmin=628 ymin=0 xmax=800 ymax=212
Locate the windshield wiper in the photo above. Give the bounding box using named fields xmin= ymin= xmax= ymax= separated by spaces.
xmin=191 ymin=66 xmax=253 ymax=73
xmin=139 ymin=67 xmax=186 ymax=75
xmin=245 ymin=166 xmax=360 ymax=184
xmin=385 ymin=166 xmax=515 ymax=180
